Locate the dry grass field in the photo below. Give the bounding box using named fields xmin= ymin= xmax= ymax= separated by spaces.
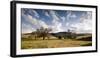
xmin=21 ymin=38 xmax=92 ymax=49
xmin=21 ymin=31 xmax=92 ymax=49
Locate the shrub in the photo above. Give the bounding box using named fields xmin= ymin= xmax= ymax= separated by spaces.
xmin=80 ymin=43 xmax=92 ymax=46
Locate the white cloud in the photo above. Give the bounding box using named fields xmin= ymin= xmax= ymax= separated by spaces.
xmin=66 ymin=23 xmax=69 ymax=26
xmin=21 ymin=14 xmax=36 ymax=33
xmin=50 ymin=23 xmax=64 ymax=33
xmin=70 ymin=12 xmax=92 ymax=33
xmin=22 ymin=22 xmax=35 ymax=33
xmin=27 ymin=15 xmax=48 ymax=28
xmin=22 ymin=9 xmax=92 ymax=34
xmin=22 ymin=13 xmax=49 ymax=33
xmin=27 ymin=15 xmax=38 ymax=26
xmin=70 ymin=14 xmax=77 ymax=18
xmin=39 ymin=19 xmax=48 ymax=28
xmin=32 ymin=10 xmax=39 ymax=18
xmin=56 ymin=23 xmax=64 ymax=32
xmin=61 ymin=16 xmax=66 ymax=22
xmin=50 ymin=10 xmax=60 ymax=21
xmin=45 ymin=11 xmax=50 ymax=17
xmin=66 ymin=11 xmax=77 ymax=21
xmin=87 ymin=11 xmax=92 ymax=19
xmin=66 ymin=11 xmax=72 ymax=21
xmin=49 ymin=10 xmax=64 ymax=33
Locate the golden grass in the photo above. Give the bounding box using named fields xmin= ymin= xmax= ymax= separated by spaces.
xmin=21 ymin=39 xmax=92 ymax=49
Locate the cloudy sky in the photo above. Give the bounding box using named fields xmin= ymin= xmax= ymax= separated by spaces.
xmin=21 ymin=8 xmax=92 ymax=33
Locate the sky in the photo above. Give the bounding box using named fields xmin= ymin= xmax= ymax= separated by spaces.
xmin=21 ymin=8 xmax=92 ymax=33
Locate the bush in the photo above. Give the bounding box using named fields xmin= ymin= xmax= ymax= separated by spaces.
xmin=58 ymin=36 xmax=62 ymax=39
xmin=80 ymin=43 xmax=92 ymax=46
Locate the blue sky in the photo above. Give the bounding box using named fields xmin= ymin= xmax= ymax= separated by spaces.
xmin=21 ymin=8 xmax=92 ymax=33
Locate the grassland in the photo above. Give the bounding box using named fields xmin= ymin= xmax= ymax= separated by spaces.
xmin=21 ymin=38 xmax=92 ymax=49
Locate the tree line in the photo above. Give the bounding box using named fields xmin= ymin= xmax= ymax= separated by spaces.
xmin=31 ymin=27 xmax=77 ymax=40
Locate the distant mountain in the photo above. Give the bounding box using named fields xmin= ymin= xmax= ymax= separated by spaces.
xmin=50 ymin=32 xmax=70 ymax=37
xmin=76 ymin=33 xmax=92 ymax=36
xmin=51 ymin=32 xmax=92 ymax=37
